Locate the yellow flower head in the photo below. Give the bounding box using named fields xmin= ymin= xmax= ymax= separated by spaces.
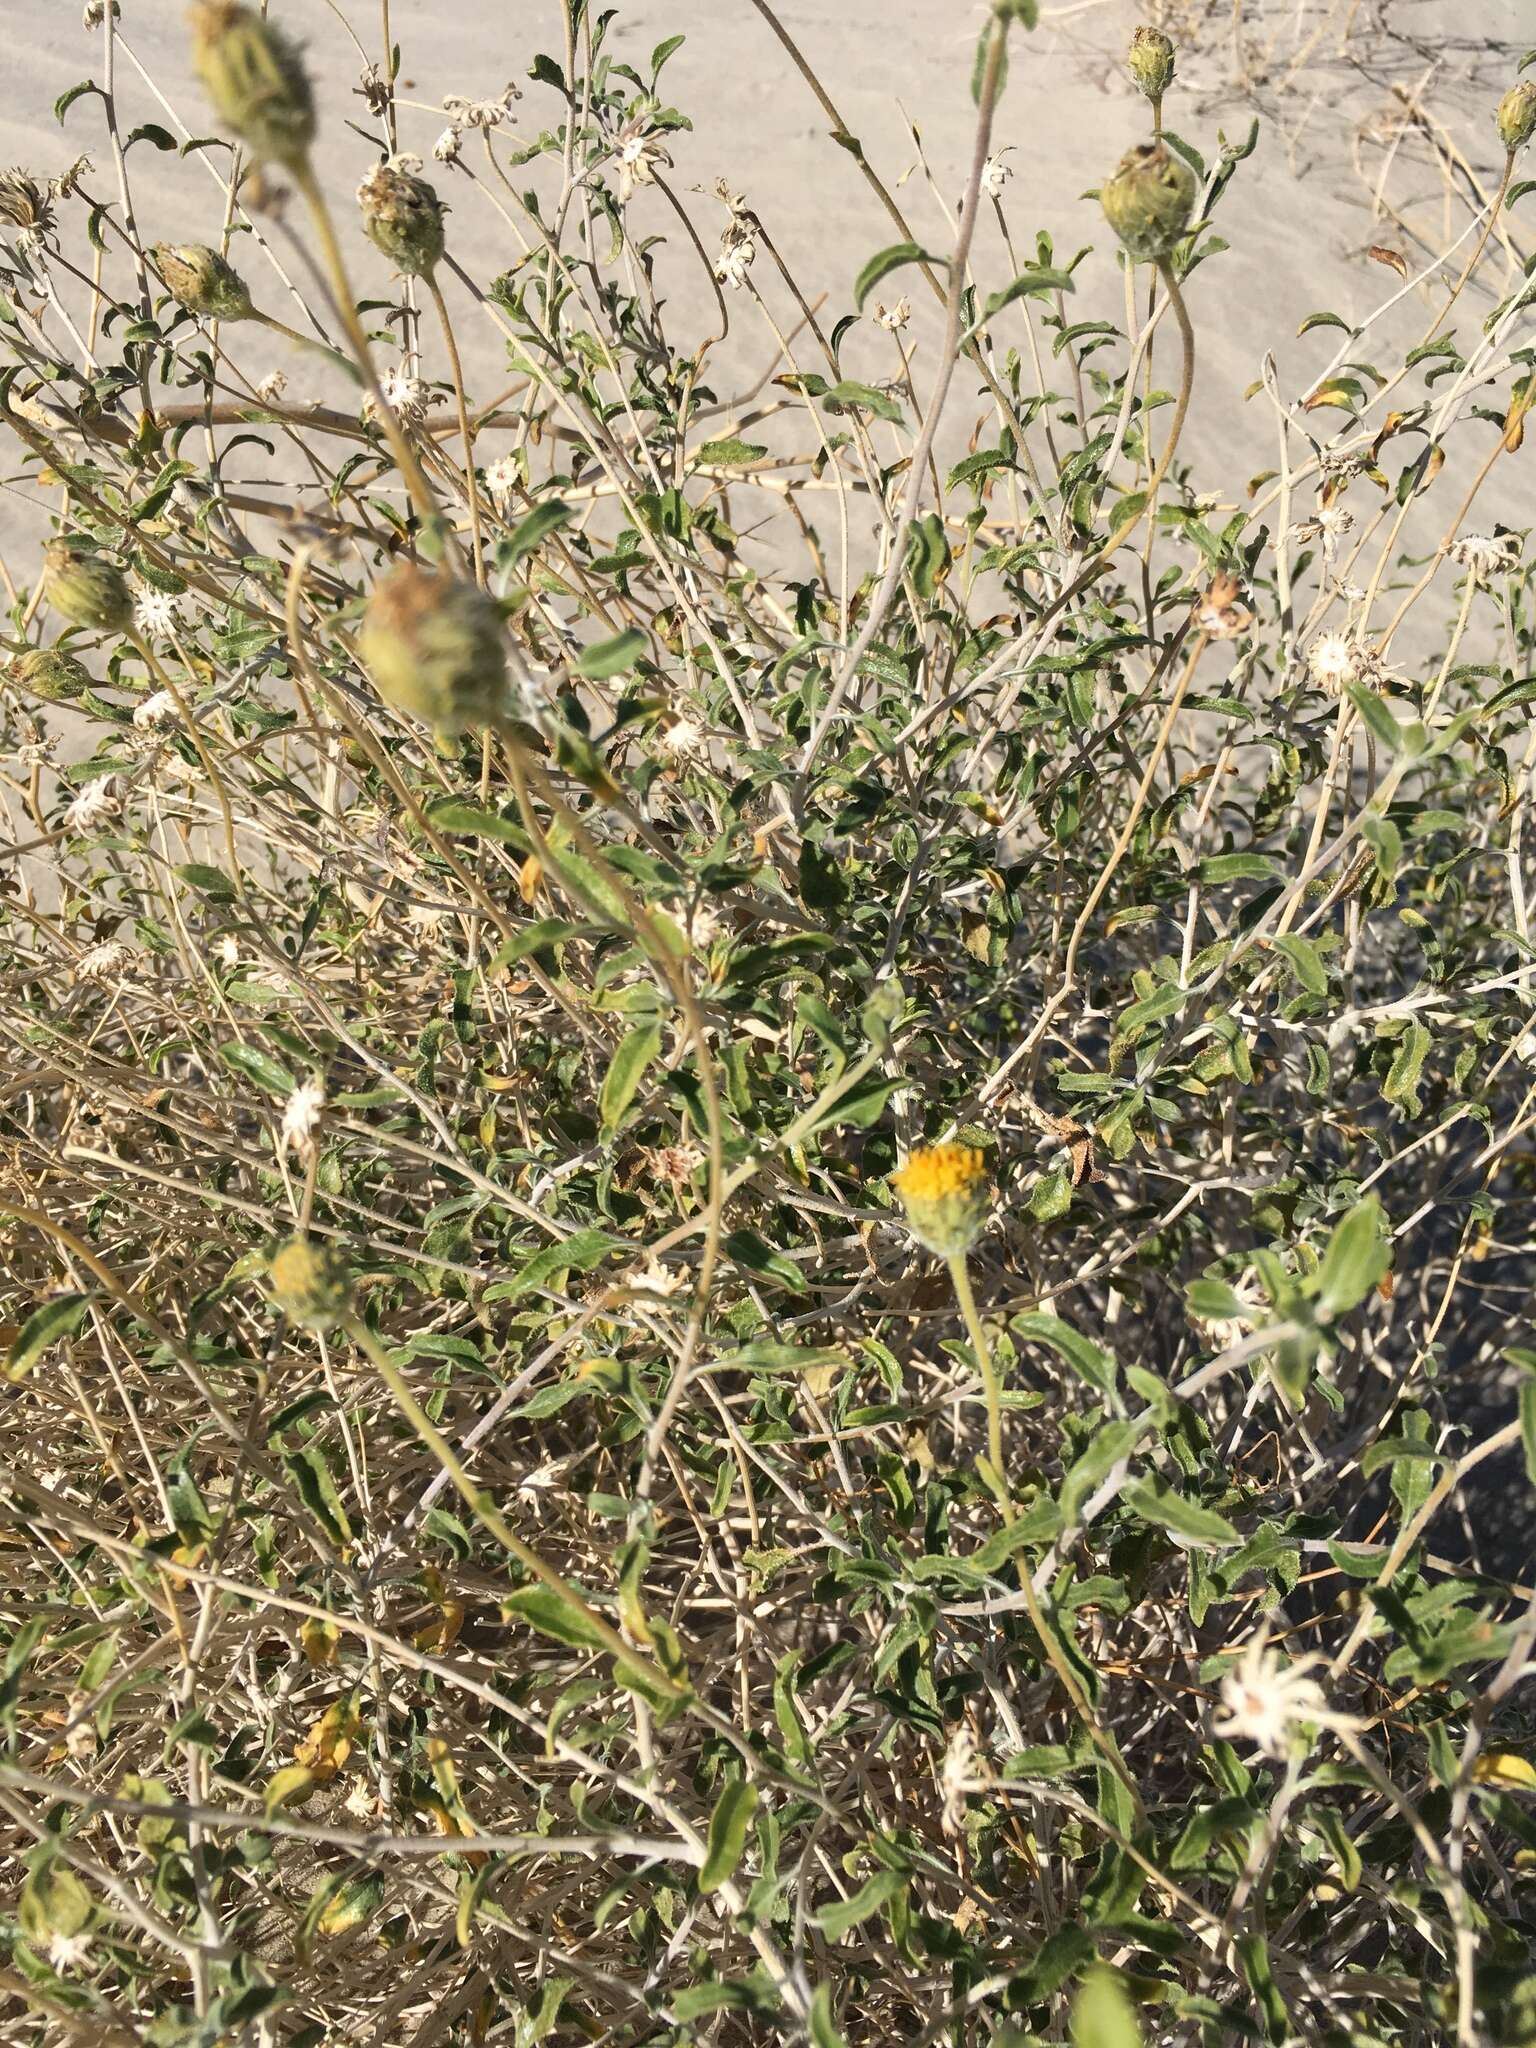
xmin=891 ymin=1142 xmax=991 ymax=1257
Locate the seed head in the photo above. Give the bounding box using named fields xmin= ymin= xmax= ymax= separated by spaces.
xmin=1101 ymin=140 xmax=1196 ymax=262
xmin=152 ymin=241 xmax=253 ymax=320
xmin=358 ymin=563 xmax=510 ymax=737
xmin=1128 ymin=25 xmax=1176 ymax=102
xmin=9 ymin=646 xmax=91 ymax=701
xmin=267 ymin=1234 xmax=353 ymax=1331
xmin=891 ymin=1142 xmax=992 ymax=1257
xmin=357 ymin=158 xmax=446 ymax=278
xmin=1497 ymin=80 xmax=1536 ymax=154
xmin=0 ymin=168 xmax=56 ymax=248
xmin=43 ymin=540 xmax=133 ymax=633
xmin=190 ymin=2 xmax=315 ymax=170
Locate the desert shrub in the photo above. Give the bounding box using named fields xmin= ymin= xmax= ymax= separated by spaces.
xmin=3 ymin=2 xmax=1536 ymax=2043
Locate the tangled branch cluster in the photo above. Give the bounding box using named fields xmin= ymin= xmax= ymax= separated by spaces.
xmin=3 ymin=2 xmax=1536 ymax=2043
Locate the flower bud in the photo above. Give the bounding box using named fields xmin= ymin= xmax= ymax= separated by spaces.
xmin=151 ymin=241 xmax=254 ymax=320
xmin=267 ymin=1235 xmax=353 ymax=1331
xmin=357 ymin=160 xmax=447 ymax=278
xmin=1497 ymin=80 xmax=1536 ymax=154
xmin=891 ymin=1143 xmax=992 ymax=1258
xmin=190 ymin=1 xmax=315 ymax=170
xmin=1128 ymin=25 xmax=1175 ymax=102
xmin=358 ymin=563 xmax=509 ymax=737
xmin=43 ymin=540 xmax=133 ymax=633
xmin=8 ymin=646 xmax=91 ymax=700
xmin=1101 ymin=140 xmax=1196 ymax=262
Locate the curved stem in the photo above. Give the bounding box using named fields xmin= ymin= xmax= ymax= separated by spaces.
xmin=289 ymin=158 xmax=443 ymax=535
xmin=345 ymin=1313 xmax=686 ymax=1697
xmin=426 ymin=273 xmax=486 ymax=585
xmin=947 ymin=1250 xmax=1009 ymax=1517
xmin=250 ymin=307 xmax=358 ymax=382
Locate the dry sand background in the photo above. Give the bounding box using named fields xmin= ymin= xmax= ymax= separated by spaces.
xmin=2 ymin=0 xmax=1532 ymax=584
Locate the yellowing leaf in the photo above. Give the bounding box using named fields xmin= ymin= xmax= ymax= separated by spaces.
xmin=295 ymin=1698 xmax=361 ymax=1782
xmin=1473 ymin=1752 xmax=1536 ymax=1790
xmin=300 ymin=1617 xmax=338 ymax=1667
xmin=264 ymin=1764 xmax=318 ymax=1815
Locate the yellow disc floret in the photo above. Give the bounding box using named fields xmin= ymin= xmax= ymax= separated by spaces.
xmin=890 ymin=1142 xmax=991 ymax=1257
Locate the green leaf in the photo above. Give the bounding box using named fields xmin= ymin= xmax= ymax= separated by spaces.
xmin=18 ymin=1863 xmax=95 ymax=1944
xmin=699 ymin=1779 xmax=757 ymax=1892
xmin=284 ymin=1444 xmax=352 ymax=1548
xmin=692 ymin=437 xmax=769 ymax=466
xmin=503 ymin=1584 xmax=610 ymax=1652
xmin=1124 ymin=1477 xmax=1241 ymax=1551
xmin=1271 ymin=933 xmax=1328 ymax=995
xmin=599 ymin=1020 xmax=663 ymax=1137
xmin=1013 ymin=1310 xmax=1117 ymax=1397
xmin=499 ymin=499 xmax=571 ymax=568
xmin=1382 ymin=1019 xmax=1431 ymax=1116
xmin=853 ymin=242 xmax=934 ymax=311
xmin=982 ymin=267 xmax=1075 ymax=321
xmin=175 ymin=862 xmax=236 ymax=901
xmin=808 ymin=1983 xmax=848 ymax=2048
xmin=1071 ymin=1968 xmax=1143 ymax=2048
xmin=489 ymin=917 xmax=593 ymax=969
xmin=1347 ymin=683 xmax=1403 ymax=752
xmin=814 ymin=1865 xmax=906 ymax=1939
xmin=8 ymin=1293 xmax=90 ymax=1380
xmin=821 ymin=380 xmax=904 ymax=423
xmin=428 ymin=799 xmax=528 ymax=845
xmin=576 ymin=629 xmax=647 ymax=679
xmin=218 ymin=1042 xmax=296 ymax=1096
xmin=1316 ymin=1197 xmax=1389 ymax=1317
xmin=490 ymin=1229 xmax=625 ymax=1303
xmin=723 ymin=1228 xmax=808 ymax=1296
xmin=1312 ymin=1804 xmax=1362 ymax=1892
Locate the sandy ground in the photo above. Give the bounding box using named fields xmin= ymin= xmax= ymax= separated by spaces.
xmin=1 ymin=0 xmax=1531 ymax=574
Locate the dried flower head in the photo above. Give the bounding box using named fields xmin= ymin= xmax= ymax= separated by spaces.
xmin=485 ymin=454 xmax=521 ymax=512
xmin=1305 ymin=631 xmax=1359 ymax=696
xmin=256 ymin=368 xmax=288 ymax=405
xmin=891 ymin=1142 xmax=992 ymax=1257
xmin=656 ymin=713 xmax=704 ymax=762
xmin=49 ymin=158 xmax=93 ymax=204
xmin=875 ymin=297 xmax=911 ymax=332
xmin=357 ymin=158 xmax=446 ymax=278
xmin=1497 ymin=80 xmax=1536 ymax=154
xmin=73 ymin=937 xmax=134 ymax=983
xmin=190 ymin=1 xmax=316 ymax=170
xmin=355 ymin=62 xmax=391 ymax=117
xmin=1449 ymin=531 xmax=1520 ymax=584
xmin=133 ymin=585 xmax=183 ymax=638
xmin=613 ymin=111 xmax=672 ymax=204
xmin=359 ymin=562 xmax=510 ymax=737
xmin=714 ymin=215 xmax=758 ymax=292
xmin=433 ymin=126 xmax=463 ymax=166
xmin=940 ymin=1722 xmax=986 ymax=1836
xmin=0 ymin=169 xmax=56 ymax=250
xmin=979 ymin=149 xmax=1014 ymax=201
xmin=1101 ymin=140 xmax=1196 ymax=262
xmin=9 ymin=646 xmax=90 ymax=701
xmin=441 ymin=84 xmax=520 ymax=131
xmin=151 ymin=241 xmax=253 ymax=320
xmin=281 ymin=1076 xmax=325 ymax=1159
xmin=365 ymin=365 xmax=439 ymax=427
xmin=267 ymin=1234 xmax=352 ymax=1330
xmin=132 ymin=689 xmax=179 ymax=731
xmin=44 ymin=539 xmax=133 ymax=633
xmin=1194 ymin=571 xmax=1253 ymax=640
xmin=1213 ymin=1628 xmax=1358 ymax=1759
xmin=64 ymin=776 xmax=122 ymax=833
xmin=1128 ymin=25 xmax=1176 ymax=103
